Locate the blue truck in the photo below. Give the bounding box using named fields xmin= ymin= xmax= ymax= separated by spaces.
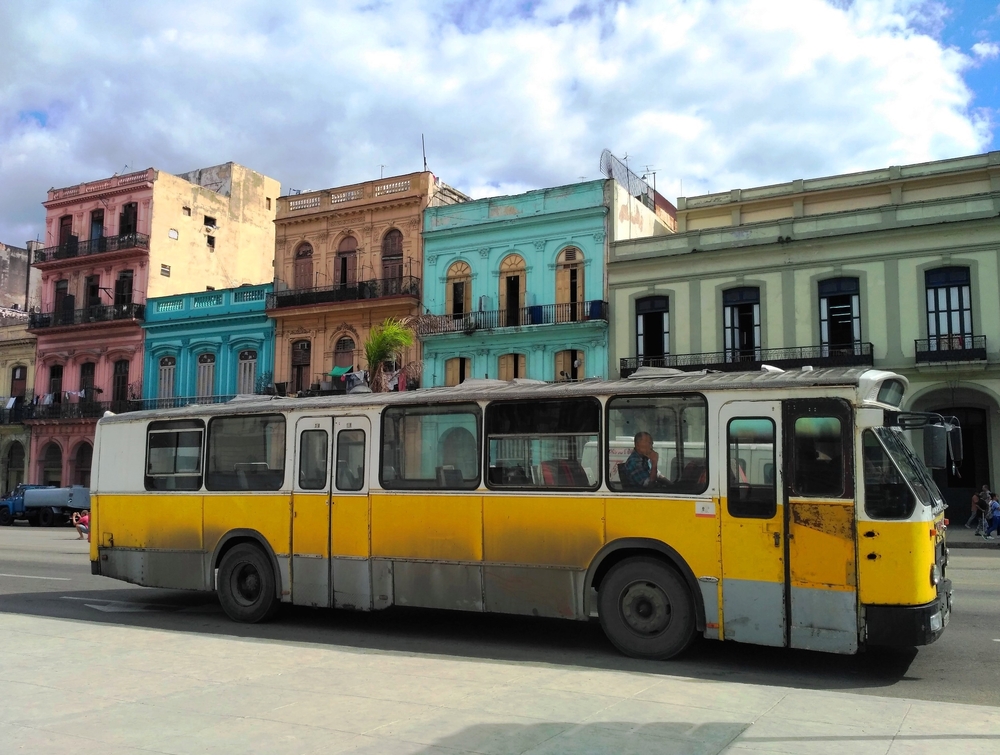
xmin=0 ymin=484 xmax=90 ymax=527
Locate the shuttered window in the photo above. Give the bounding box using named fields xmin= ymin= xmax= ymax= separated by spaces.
xmin=237 ymin=350 xmax=257 ymax=394
xmin=497 ymin=353 xmax=526 ymax=381
xmin=196 ymin=353 xmax=216 ymax=397
xmin=555 ymin=349 xmax=584 ymax=381
xmin=445 ymin=357 xmax=471 ymax=387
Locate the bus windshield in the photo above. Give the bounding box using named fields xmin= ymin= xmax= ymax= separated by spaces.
xmin=873 ymin=427 xmax=945 ymax=510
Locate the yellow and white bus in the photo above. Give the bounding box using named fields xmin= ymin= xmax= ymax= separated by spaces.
xmin=89 ymin=366 xmax=955 ymax=659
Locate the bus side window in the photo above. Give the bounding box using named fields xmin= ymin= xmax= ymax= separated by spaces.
xmin=206 ymin=414 xmax=286 ymax=491
xmin=336 ymin=429 xmax=365 ymax=492
xmin=145 ymin=420 xmax=204 ymax=491
xmin=791 ymin=416 xmax=843 ymax=497
xmin=727 ymin=418 xmax=776 ymax=518
xmin=380 ymin=404 xmax=481 ymax=490
xmin=298 ymin=429 xmax=328 ymax=490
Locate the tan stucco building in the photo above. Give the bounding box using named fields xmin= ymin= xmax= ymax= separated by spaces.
xmin=0 ymin=310 xmax=35 ymax=493
xmin=269 ymin=172 xmax=468 ymax=392
xmin=608 ymin=151 xmax=1000 ymax=508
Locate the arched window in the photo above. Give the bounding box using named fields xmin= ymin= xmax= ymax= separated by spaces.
xmin=112 ymin=360 xmax=130 ymax=404
xmin=925 ymin=267 xmax=972 ymax=351
xmin=335 ymin=236 xmax=358 ymax=287
xmin=73 ymin=442 xmax=93 ymax=487
xmin=498 ymin=353 xmax=526 ymax=381
xmin=5 ymin=441 xmax=25 ymax=493
xmin=158 ymin=356 xmax=176 ymax=400
xmin=445 ymin=357 xmax=471 ymax=387
xmin=10 ymin=365 xmax=26 ymax=398
xmin=79 ymin=362 xmax=96 ymax=403
xmin=636 ymin=296 xmax=669 ymax=365
xmin=499 ymin=254 xmax=526 ymax=327
xmin=446 ymin=261 xmax=473 ymax=318
xmin=723 ymin=287 xmax=761 ymax=362
xmin=334 ymin=337 xmax=355 ymax=368
xmin=42 ymin=443 xmax=62 ymax=487
xmin=196 ymin=353 xmax=215 ymax=398
xmin=555 ymin=349 xmax=584 ymax=381
xmin=381 ymin=229 xmax=403 ymax=282
xmin=818 ymin=277 xmax=861 ymax=354
xmin=48 ymin=365 xmax=64 ymax=404
xmin=293 ymin=242 xmax=314 ymax=290
xmin=291 ymin=340 xmax=311 ymax=393
xmin=556 ymin=248 xmax=585 ymax=322
xmin=237 ymin=350 xmax=258 ymax=394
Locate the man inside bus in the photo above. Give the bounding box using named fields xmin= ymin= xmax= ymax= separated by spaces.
xmin=620 ymin=431 xmax=667 ymax=489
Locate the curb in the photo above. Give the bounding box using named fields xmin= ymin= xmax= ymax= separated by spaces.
xmin=948 ymin=540 xmax=1000 ymax=550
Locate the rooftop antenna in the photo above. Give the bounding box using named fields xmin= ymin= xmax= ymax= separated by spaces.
xmin=421 ymin=134 xmax=428 ymax=172
xmin=379 ymin=165 xmax=386 ymax=179
xmin=642 ymin=166 xmax=657 ymax=196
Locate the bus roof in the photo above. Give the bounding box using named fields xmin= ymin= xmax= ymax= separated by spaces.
xmin=99 ymin=367 xmax=901 ymax=425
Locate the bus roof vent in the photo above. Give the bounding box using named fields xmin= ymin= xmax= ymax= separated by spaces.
xmin=760 ymin=364 xmax=784 ymax=374
xmin=628 ymin=366 xmax=688 ymax=379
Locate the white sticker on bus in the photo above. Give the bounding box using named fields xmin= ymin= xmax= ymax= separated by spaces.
xmin=695 ymin=500 xmax=716 ymax=518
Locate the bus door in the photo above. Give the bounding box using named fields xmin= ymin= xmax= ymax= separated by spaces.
xmin=292 ymin=417 xmax=333 ymax=607
xmin=330 ymin=416 xmax=372 ymax=610
xmin=718 ymin=401 xmax=785 ymax=647
xmin=782 ymin=399 xmax=858 ymax=654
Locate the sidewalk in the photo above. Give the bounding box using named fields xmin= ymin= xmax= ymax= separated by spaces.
xmin=945 ymin=521 xmax=1000 ymax=550
xmin=1 ymin=613 xmax=996 ymax=755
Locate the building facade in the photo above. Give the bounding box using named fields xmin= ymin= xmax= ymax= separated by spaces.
xmin=269 ymin=172 xmax=467 ymax=393
xmin=142 ymin=283 xmax=274 ymax=403
xmin=0 ymin=241 xmax=42 ymax=311
xmin=0 ymin=310 xmax=35 ymax=494
xmin=26 ymin=163 xmax=279 ymax=486
xmin=608 ymin=150 xmax=1000 ymax=507
xmin=419 ymin=178 xmax=671 ymax=385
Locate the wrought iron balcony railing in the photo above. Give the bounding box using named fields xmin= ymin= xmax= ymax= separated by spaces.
xmin=914 ymin=335 xmax=987 ymax=364
xmin=28 ymin=303 xmax=146 ymax=330
xmin=417 ymin=301 xmax=609 ymax=336
xmin=620 ymin=342 xmax=874 ymax=378
xmin=19 ymin=400 xmax=142 ymax=422
xmin=267 ymin=276 xmax=420 ymax=309
xmin=33 ymin=232 xmax=150 ymax=263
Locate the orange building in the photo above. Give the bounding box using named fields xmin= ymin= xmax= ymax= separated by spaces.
xmin=269 ymin=172 xmax=467 ymax=392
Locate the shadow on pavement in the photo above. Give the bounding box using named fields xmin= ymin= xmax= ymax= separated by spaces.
xmin=0 ymin=584 xmax=920 ymax=695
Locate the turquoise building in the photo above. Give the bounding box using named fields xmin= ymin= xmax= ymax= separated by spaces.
xmin=419 ymin=180 xmax=617 ymax=386
xmin=142 ymin=284 xmax=274 ymax=403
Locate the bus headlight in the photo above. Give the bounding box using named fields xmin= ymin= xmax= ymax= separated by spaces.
xmin=930 ymin=564 xmax=941 ymax=587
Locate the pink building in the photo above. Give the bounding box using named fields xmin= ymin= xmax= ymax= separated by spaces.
xmin=27 ymin=164 xmax=279 ymax=486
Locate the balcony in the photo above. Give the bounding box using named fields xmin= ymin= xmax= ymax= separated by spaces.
xmin=20 ymin=400 xmax=143 ymax=423
xmin=33 ymin=232 xmax=150 ymax=264
xmin=28 ymin=302 xmax=146 ymax=331
xmin=417 ymin=301 xmax=609 ymax=336
xmin=915 ymin=335 xmax=987 ymax=365
xmin=619 ymin=342 xmax=875 ymax=378
xmin=267 ymin=276 xmax=420 ymax=310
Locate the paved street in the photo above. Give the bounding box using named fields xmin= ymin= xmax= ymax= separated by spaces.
xmin=1 ymin=526 xmax=998 ymax=754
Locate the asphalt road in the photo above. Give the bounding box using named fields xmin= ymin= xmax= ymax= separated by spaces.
xmin=1 ymin=525 xmax=997 ymax=708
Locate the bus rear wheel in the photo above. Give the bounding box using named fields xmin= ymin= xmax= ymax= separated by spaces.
xmin=598 ymin=557 xmax=695 ymax=660
xmin=217 ymin=543 xmax=279 ymax=623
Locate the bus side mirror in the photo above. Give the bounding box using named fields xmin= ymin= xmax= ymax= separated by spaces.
xmin=948 ymin=426 xmax=964 ymax=466
xmin=923 ymin=425 xmax=947 ymax=470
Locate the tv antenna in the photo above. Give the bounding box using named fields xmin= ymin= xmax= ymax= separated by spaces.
xmin=421 ymin=134 xmax=428 ymax=172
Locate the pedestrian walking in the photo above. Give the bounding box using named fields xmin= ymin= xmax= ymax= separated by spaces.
xmin=966 ymin=491 xmax=987 ymax=528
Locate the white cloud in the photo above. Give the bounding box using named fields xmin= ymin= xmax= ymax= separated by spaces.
xmin=0 ymin=0 xmax=991 ymax=244
xmin=972 ymin=41 xmax=1000 ymax=60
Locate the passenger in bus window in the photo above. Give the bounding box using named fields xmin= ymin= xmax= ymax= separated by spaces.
xmin=620 ymin=432 xmax=666 ymax=489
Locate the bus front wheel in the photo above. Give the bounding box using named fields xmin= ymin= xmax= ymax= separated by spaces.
xmin=217 ymin=543 xmax=279 ymax=623
xmin=598 ymin=557 xmax=695 ymax=660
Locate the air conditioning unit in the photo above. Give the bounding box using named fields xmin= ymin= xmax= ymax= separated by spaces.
xmin=478 ymin=295 xmax=492 ymax=311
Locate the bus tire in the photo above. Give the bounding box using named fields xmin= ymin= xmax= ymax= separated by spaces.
xmin=0 ymin=506 xmax=12 ymax=526
xmin=217 ymin=543 xmax=279 ymax=623
xmin=38 ymin=508 xmax=55 ymax=527
xmin=598 ymin=557 xmax=695 ymax=660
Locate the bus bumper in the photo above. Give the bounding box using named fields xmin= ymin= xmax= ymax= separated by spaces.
xmin=864 ymin=579 xmax=952 ymax=648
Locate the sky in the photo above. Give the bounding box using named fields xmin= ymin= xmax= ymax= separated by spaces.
xmin=1 ymin=0 xmax=999 ymax=246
